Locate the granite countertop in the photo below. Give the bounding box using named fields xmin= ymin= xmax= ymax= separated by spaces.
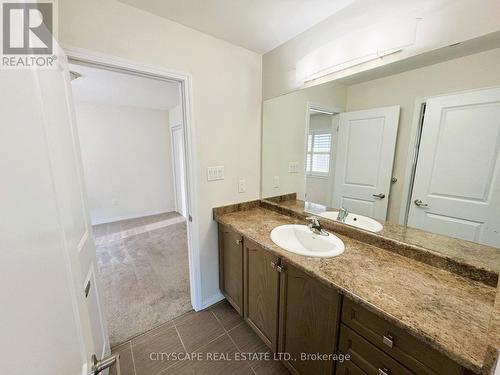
xmin=214 ymin=206 xmax=497 ymax=374
xmin=268 ymin=197 xmax=500 ymax=280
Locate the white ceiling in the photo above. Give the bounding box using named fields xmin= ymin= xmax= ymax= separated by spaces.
xmin=69 ymin=63 xmax=180 ymax=111
xmin=118 ymin=0 xmax=356 ymax=54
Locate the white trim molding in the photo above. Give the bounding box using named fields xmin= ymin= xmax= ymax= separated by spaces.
xmin=62 ymin=46 xmax=204 ymax=311
xmin=304 ymin=102 xmax=342 ymax=205
xmin=399 ymin=97 xmax=427 ymax=225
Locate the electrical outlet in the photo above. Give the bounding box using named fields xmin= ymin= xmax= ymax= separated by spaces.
xmin=238 ymin=179 xmax=246 ymax=193
xmin=288 ymin=162 xmax=299 ymax=173
xmin=273 ymin=175 xmax=280 ymax=188
xmin=207 ymin=166 xmax=224 ymax=181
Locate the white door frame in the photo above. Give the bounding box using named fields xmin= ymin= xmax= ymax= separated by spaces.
xmin=170 ymin=124 xmax=185 ymax=216
xmin=303 ymin=102 xmax=342 ymax=204
xmin=63 ymin=47 xmax=204 ymax=311
xmin=399 ymin=97 xmax=427 ymax=225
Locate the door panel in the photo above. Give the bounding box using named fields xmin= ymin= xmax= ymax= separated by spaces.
xmin=39 ymin=48 xmax=110 ymax=368
xmin=344 ymin=117 xmax=385 ymax=186
xmin=218 ymin=224 xmax=244 ymax=314
xmin=333 ymin=106 xmax=400 ymax=220
xmin=408 ymin=88 xmax=500 ymax=247
xmin=244 ymin=239 xmax=280 ymax=351
xmin=1 ymin=43 xmax=109 ymax=373
xmin=279 ymin=262 xmax=341 ymax=375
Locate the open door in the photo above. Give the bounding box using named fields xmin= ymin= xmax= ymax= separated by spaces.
xmin=1 ymin=44 xmax=113 ymax=374
xmin=332 ymin=106 xmax=399 ymax=220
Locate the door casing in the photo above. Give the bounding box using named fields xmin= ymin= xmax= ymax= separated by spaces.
xmin=63 ymin=47 xmax=204 ymax=311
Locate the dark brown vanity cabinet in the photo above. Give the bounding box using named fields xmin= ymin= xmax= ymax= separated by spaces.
xmin=243 ymin=238 xmax=281 ymax=351
xmin=218 ymin=224 xmax=244 ymax=314
xmin=217 ymin=226 xmax=468 ymax=375
xmin=218 ymin=226 xmax=341 ymax=375
xmin=279 ymin=261 xmax=342 ymax=375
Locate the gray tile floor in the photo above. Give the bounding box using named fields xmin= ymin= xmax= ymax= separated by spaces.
xmin=94 ymin=212 xmax=192 ymax=346
xmin=110 ymin=300 xmax=290 ymax=375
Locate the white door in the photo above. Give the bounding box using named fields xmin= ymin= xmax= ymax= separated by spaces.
xmin=408 ymin=88 xmax=500 ymax=247
xmin=171 ymin=124 xmax=187 ymax=217
xmin=0 ymin=44 xmax=109 ymax=374
xmin=332 ymin=106 xmax=400 ymax=219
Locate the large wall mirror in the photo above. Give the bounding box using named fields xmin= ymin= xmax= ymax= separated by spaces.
xmin=262 ymin=46 xmax=500 ymax=259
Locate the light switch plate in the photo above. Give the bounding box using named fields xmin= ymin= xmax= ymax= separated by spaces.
xmin=207 ymin=166 xmax=224 ymax=181
xmin=238 ymin=179 xmax=246 ymax=193
xmin=288 ymin=162 xmax=299 ymax=173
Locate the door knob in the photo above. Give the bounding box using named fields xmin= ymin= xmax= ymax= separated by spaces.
xmin=414 ymin=199 xmax=429 ymax=207
xmin=90 ymin=353 xmax=120 ymax=375
xmin=372 ymin=193 xmax=386 ymax=199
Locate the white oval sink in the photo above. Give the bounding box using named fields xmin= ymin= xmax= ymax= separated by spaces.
xmin=270 ymin=225 xmax=344 ymax=258
xmin=318 ymin=211 xmax=383 ymax=233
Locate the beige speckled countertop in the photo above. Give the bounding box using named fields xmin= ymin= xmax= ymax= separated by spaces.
xmin=264 ymin=197 xmax=500 ymax=286
xmin=271 ymin=198 xmax=500 ymax=275
xmin=214 ymin=205 xmax=498 ymax=374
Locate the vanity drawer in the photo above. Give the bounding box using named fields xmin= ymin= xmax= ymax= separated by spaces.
xmin=336 ymin=360 xmax=368 ymax=375
xmin=339 ymin=323 xmax=413 ymax=375
xmin=342 ymin=299 xmax=463 ymax=375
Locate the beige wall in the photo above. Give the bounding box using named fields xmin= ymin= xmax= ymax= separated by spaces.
xmin=346 ymin=47 xmax=500 ymax=223
xmin=60 ymin=0 xmax=262 ymax=307
xmin=76 ymin=102 xmax=175 ymax=225
xmin=262 ymin=82 xmax=346 ymax=199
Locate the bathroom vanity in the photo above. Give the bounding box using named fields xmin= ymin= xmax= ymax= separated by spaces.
xmin=214 ymin=200 xmax=498 ymax=375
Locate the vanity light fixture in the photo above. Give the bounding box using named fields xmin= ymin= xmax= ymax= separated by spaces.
xmin=296 ymin=18 xmax=421 ymax=84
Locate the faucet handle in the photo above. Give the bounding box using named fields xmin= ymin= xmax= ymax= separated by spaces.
xmin=306 ymin=216 xmax=320 ymax=226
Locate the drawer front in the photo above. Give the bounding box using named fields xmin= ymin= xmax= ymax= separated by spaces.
xmin=342 ymin=299 xmax=463 ymax=375
xmin=336 ymin=360 xmax=368 ymax=375
xmin=339 ymin=324 xmax=413 ymax=375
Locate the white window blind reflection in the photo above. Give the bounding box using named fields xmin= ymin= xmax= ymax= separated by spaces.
xmin=306 ymin=132 xmax=331 ymax=176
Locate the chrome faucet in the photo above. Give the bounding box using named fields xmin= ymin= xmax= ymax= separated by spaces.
xmin=337 ymin=207 xmax=349 ymax=222
xmin=306 ymin=216 xmax=329 ymax=236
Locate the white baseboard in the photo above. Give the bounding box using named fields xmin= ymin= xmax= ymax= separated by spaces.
xmin=91 ymin=208 xmax=176 ymax=225
xmin=197 ymin=292 xmax=225 ymax=311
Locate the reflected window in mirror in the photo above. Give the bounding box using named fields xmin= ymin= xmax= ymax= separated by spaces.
xmin=306 ymin=131 xmax=331 ymax=176
xmin=305 ymin=111 xmax=336 ymax=207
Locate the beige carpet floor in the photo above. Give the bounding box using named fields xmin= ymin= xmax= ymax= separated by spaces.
xmin=93 ymin=212 xmax=192 ymax=347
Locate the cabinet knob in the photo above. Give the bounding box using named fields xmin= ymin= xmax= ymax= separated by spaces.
xmin=235 ymin=238 xmax=242 ymax=245
xmin=270 ymin=261 xmax=276 ymax=269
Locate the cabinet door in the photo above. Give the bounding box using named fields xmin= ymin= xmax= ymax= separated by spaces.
xmin=218 ymin=224 xmax=244 ymax=314
xmin=279 ymin=261 xmax=341 ymax=375
xmin=244 ymin=239 xmax=280 ymax=351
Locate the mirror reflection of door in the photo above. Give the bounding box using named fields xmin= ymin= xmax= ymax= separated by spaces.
xmin=332 ymin=106 xmax=400 ymax=220
xmin=407 ymin=87 xmax=500 ymax=247
xmin=305 ymin=109 xmax=336 ymax=207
